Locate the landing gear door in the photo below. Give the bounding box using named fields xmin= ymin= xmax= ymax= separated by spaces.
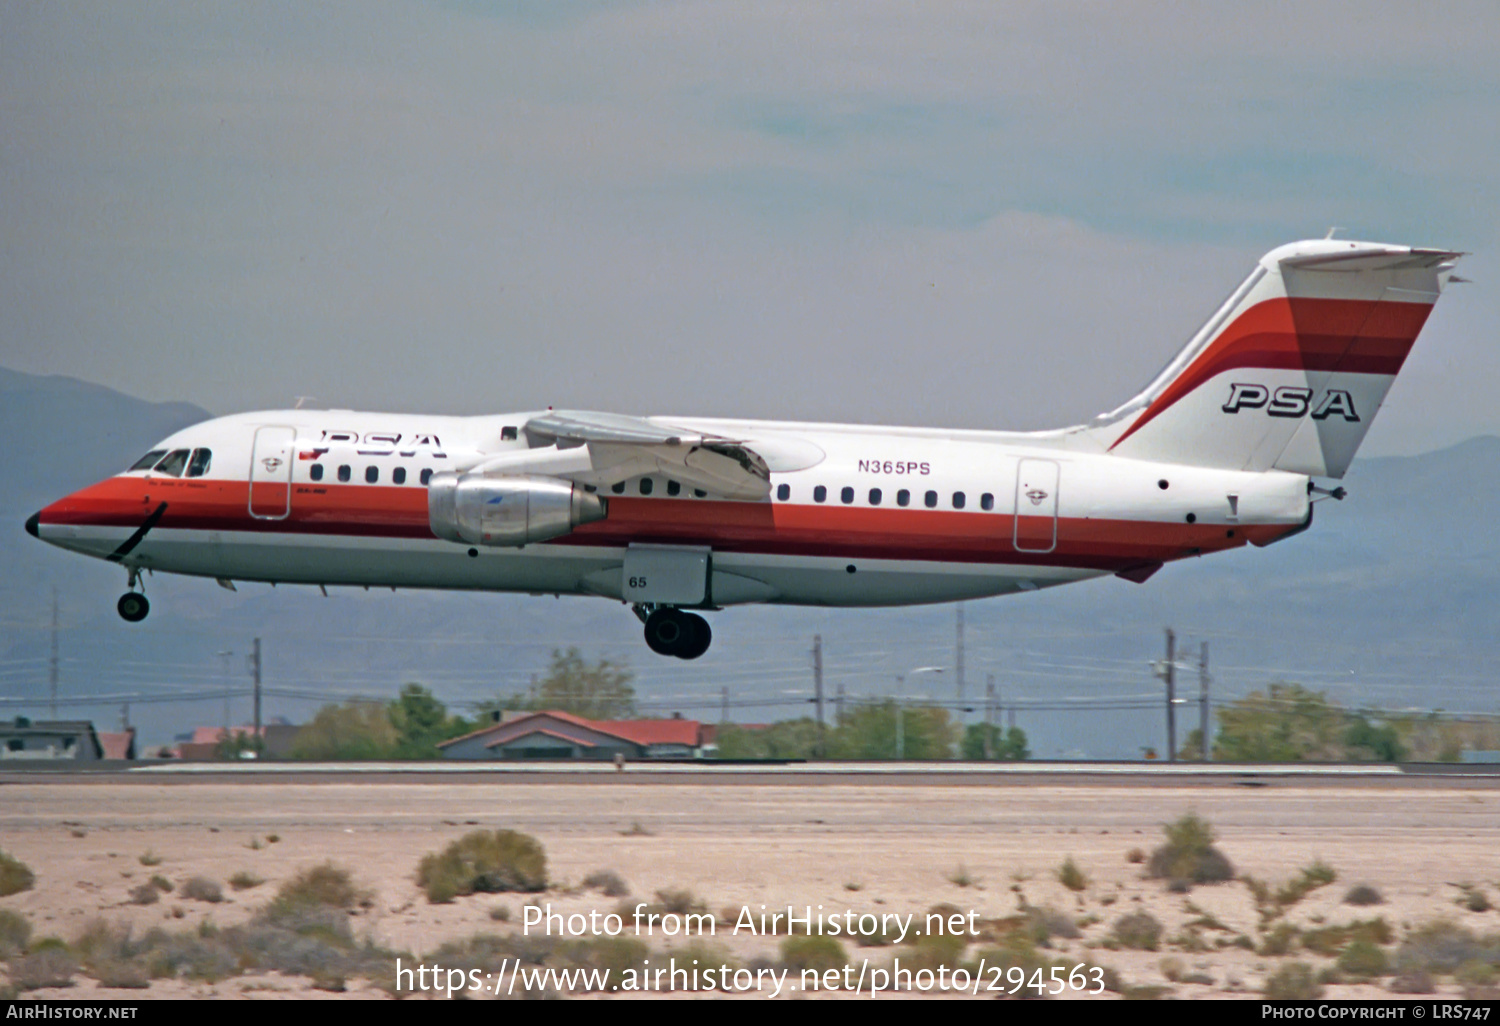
xmin=622 ymin=544 xmax=710 ymax=606
xmin=1014 ymin=458 xmax=1059 ymax=553
xmin=249 ymin=426 xmax=296 ymax=520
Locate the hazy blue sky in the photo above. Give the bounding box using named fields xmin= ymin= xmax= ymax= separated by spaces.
xmin=2 ymin=2 xmax=1497 ymax=454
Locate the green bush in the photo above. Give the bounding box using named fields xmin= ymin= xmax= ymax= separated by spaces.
xmin=0 ymin=908 xmax=31 ymax=956
xmin=418 ymin=830 xmax=547 ymax=903
xmin=1146 ymin=813 xmax=1234 ymax=887
xmin=1276 ymin=861 xmax=1338 ymax=905
xmin=1057 ymin=857 xmax=1088 ymax=892
xmin=1264 ymin=962 xmax=1323 ymax=999
xmin=780 ymin=935 xmax=847 ymax=973
xmin=264 ymin=863 xmax=373 ymax=927
xmin=1338 ymin=938 xmax=1391 ymax=979
xmin=0 ymin=850 xmax=35 ymax=896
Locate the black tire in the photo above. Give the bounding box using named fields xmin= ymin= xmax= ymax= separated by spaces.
xmin=675 ymin=613 xmax=711 ymax=660
xmin=643 ymin=609 xmax=687 ymax=656
xmin=117 ymin=592 xmax=150 ymax=623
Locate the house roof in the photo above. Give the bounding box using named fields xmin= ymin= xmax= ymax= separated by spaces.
xmin=602 ymin=718 xmax=702 ymax=747
xmin=441 ymin=710 xmax=702 ymax=751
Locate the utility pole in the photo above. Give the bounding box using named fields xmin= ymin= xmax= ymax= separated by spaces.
xmin=955 ymin=604 xmax=965 ymax=712
xmin=835 ymin=679 xmax=845 ymax=725
xmin=49 ymin=589 xmax=59 ymax=719
xmin=984 ymin=673 xmax=996 ymax=759
xmin=218 ymin=649 xmax=234 ymax=733
xmin=720 ymin=686 xmax=729 ymax=724
xmin=812 ymin=634 xmax=825 ymax=757
xmin=1163 ymin=629 xmax=1176 ymax=763
xmin=1199 ymin=641 xmax=1211 ymax=762
xmin=250 ymin=638 xmax=262 ymax=756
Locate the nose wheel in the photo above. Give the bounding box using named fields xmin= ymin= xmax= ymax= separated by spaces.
xmin=642 ymin=608 xmax=711 ymax=660
xmin=117 ymin=592 xmax=150 ymax=623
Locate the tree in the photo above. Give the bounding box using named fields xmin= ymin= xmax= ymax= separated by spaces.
xmin=517 ymin=648 xmax=637 ymax=719
xmin=715 ymin=719 xmax=822 ymax=759
xmin=1213 ymin=682 xmax=1346 ymax=761
xmin=960 ymin=723 xmax=1029 ymax=760
xmin=828 ymin=701 xmax=958 ymax=759
xmin=388 ymin=683 xmax=473 ymax=758
xmin=289 ymin=700 xmax=399 ymax=760
xmin=1343 ymin=714 xmax=1406 ymax=763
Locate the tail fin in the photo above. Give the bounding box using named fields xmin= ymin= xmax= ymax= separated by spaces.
xmin=1091 ymin=240 xmax=1462 ymax=478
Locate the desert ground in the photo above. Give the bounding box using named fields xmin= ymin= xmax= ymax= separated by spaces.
xmin=1 ymin=767 xmax=1498 ymax=1000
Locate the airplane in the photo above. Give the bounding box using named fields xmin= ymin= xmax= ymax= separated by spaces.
xmin=26 ymin=239 xmax=1462 ymax=660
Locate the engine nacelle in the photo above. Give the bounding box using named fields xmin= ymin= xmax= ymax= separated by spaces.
xmin=427 ymin=473 xmax=607 ymax=547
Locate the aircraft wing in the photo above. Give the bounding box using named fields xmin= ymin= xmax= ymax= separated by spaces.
xmin=503 ymin=410 xmax=772 ymax=500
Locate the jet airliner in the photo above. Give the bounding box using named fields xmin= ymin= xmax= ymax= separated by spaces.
xmin=27 ymin=240 xmax=1462 ymax=659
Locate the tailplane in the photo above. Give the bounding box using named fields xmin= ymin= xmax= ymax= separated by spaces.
xmin=1090 ymin=240 xmax=1462 ymax=478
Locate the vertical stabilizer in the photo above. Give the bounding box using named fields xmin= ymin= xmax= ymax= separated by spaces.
xmin=1091 ymin=240 xmax=1461 ymax=478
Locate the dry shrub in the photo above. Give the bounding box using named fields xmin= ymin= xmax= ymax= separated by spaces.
xmin=0 ymin=850 xmax=35 ymax=896
xmin=269 ymin=863 xmax=373 ymax=916
xmin=417 ymin=830 xmax=547 ymax=903
xmin=1057 ymin=857 xmax=1088 ymax=892
xmin=1264 ymin=962 xmax=1323 ymax=999
xmin=127 ymin=882 xmax=160 ymax=905
xmin=181 ymin=877 xmax=224 ymax=904
xmin=1396 ymin=920 xmax=1500 ymax=976
xmin=1146 ymin=813 xmax=1234 ymax=889
xmin=582 ymin=870 xmax=629 ymax=898
xmin=11 ymin=946 xmax=78 ymax=991
xmin=228 ymin=871 xmax=264 ymax=891
xmin=780 ymin=935 xmax=847 ymax=973
xmin=1110 ymin=911 xmax=1163 ymax=951
xmin=0 ymin=908 xmax=32 ymax=956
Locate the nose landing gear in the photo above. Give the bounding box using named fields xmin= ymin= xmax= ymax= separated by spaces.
xmin=639 ymin=606 xmax=712 ymax=660
xmin=117 ymin=567 xmax=149 ymax=623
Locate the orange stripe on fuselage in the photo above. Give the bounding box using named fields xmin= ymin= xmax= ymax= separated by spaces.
xmin=38 ymin=476 xmax=1296 ymax=572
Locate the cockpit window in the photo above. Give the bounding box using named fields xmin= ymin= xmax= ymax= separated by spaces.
xmin=130 ymin=450 xmax=167 ymax=472
xmin=185 ymin=449 xmax=212 ymax=478
xmin=152 ymin=449 xmax=190 ymax=477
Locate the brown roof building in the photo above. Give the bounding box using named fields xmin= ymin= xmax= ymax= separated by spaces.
xmin=439 ymin=711 xmax=706 ymax=761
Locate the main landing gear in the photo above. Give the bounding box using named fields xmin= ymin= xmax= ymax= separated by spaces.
xmin=117 ymin=568 xmax=149 ymax=623
xmin=639 ymin=606 xmax=712 ymax=660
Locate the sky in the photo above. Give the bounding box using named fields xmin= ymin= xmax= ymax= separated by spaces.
xmin=2 ymin=1 xmax=1498 ymax=456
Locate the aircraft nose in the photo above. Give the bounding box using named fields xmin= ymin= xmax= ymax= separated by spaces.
xmin=25 ymin=512 xmax=39 ymax=538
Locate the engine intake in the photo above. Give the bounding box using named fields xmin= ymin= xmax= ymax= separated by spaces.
xmin=428 ymin=473 xmax=607 ymax=547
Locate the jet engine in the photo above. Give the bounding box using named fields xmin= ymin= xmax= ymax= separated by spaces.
xmin=427 ymin=472 xmax=607 ymax=547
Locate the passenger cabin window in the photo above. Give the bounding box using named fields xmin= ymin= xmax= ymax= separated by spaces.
xmin=365 ymin=466 xmax=379 ymax=484
xmin=776 ymin=484 xmax=790 ymax=501
xmin=869 ymin=488 xmax=882 ymax=505
xmin=952 ymin=491 xmax=966 ymax=509
xmin=639 ymin=478 xmax=654 ymax=496
xmin=393 ymin=467 xmax=406 ymax=485
xmin=611 ymin=481 xmax=626 ymax=494
xmin=186 ymin=449 xmax=212 ymax=477
xmin=840 ymin=486 xmax=854 ymax=504
xmin=694 ymin=489 xmax=706 ymax=498
xmin=667 ymin=480 xmax=681 ymax=497
xmin=813 ymin=485 xmax=827 ymax=503
xmin=130 ymin=450 xmax=167 ymax=472
xmin=501 ymin=426 xmax=518 ymax=441
xmin=981 ymin=492 xmax=994 ymax=511
xmin=897 ymin=489 xmax=910 ymax=507
xmin=338 ymin=465 xmax=351 ymax=483
xmin=310 ymin=464 xmax=324 ymax=482
xmin=924 ymin=490 xmax=938 ymax=508
xmin=153 ymin=449 xmax=190 ymax=477
xmin=420 ymin=469 xmax=433 ymax=486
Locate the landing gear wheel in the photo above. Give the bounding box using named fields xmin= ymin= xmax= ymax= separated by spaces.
xmin=117 ymin=592 xmax=150 ymax=623
xmin=643 ymin=608 xmax=713 ymax=659
xmin=643 ymin=608 xmax=688 ymax=656
xmin=676 ymin=613 xmax=711 ymax=661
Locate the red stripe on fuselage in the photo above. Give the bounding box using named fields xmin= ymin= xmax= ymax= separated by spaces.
xmin=37 ymin=476 xmax=1296 ymax=574
xmin=1110 ymin=296 xmax=1433 ymax=450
